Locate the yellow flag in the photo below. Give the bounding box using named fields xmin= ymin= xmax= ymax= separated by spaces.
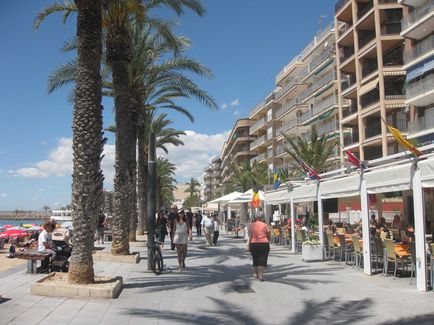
xmin=388 ymin=125 xmax=423 ymax=156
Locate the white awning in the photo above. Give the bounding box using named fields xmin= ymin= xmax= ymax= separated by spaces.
xmin=419 ymin=157 xmax=434 ymax=188
xmin=320 ymin=174 xmax=362 ymax=199
xmin=228 ymin=189 xmax=265 ymax=204
xmin=365 ymin=163 xmax=414 ymax=193
xmin=292 ymin=182 xmax=318 ymax=203
xmin=265 ymin=189 xmax=290 ymax=204
xmin=208 ymin=191 xmax=242 ymax=204
xmin=359 ymin=78 xmax=379 ymax=96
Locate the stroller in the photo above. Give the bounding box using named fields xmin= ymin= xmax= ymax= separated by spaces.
xmin=48 ymin=228 xmax=72 ymax=273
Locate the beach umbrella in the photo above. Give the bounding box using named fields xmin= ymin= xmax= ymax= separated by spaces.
xmin=1 ymin=225 xmax=14 ymax=229
xmin=8 ymin=226 xmax=27 ymax=231
xmin=27 ymin=226 xmax=43 ymax=231
xmin=0 ymin=229 xmax=29 ymax=239
xmin=22 ymin=224 xmax=34 ymax=228
xmin=0 ymin=227 xmax=5 ymax=232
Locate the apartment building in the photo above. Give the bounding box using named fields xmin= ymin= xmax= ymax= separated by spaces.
xmin=203 ymin=157 xmax=222 ymax=201
xmin=250 ymin=23 xmax=342 ymax=171
xmin=400 ymin=0 xmax=434 ymax=144
xmin=220 ymin=118 xmax=256 ymax=184
xmin=335 ymin=0 xmax=407 ymax=161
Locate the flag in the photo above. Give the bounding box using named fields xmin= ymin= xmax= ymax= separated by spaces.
xmin=251 ymin=190 xmax=260 ymax=208
xmin=296 ymin=157 xmax=321 ymax=180
xmin=273 ymin=168 xmax=281 ymax=189
xmin=387 ymin=125 xmax=423 ymax=157
xmin=344 ymin=149 xmax=366 ymax=170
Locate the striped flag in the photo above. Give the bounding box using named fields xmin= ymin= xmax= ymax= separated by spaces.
xmin=273 ymin=168 xmax=281 ymax=189
xmin=251 ymin=190 xmax=260 ymax=208
xmin=344 ymin=149 xmax=366 ymax=170
xmin=387 ymin=125 xmax=423 ymax=157
xmin=296 ymin=157 xmax=321 ymax=180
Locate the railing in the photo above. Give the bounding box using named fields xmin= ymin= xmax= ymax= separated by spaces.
xmin=404 ymin=35 xmax=434 ymax=64
xmin=275 ymin=97 xmax=301 ymax=118
xmin=361 ymin=90 xmax=380 ymax=108
xmin=381 ymin=22 xmax=401 ymax=35
xmin=338 ymin=21 xmax=352 ymax=37
xmin=335 ymin=0 xmax=350 ymax=13
xmin=379 ymin=0 xmax=398 ymax=3
xmin=340 ymin=46 xmax=355 ymax=62
xmin=276 ymin=56 xmax=301 ymax=82
xmin=341 ymin=74 xmax=356 ymax=91
xmin=357 ymin=3 xmax=374 ymax=19
xmin=249 ymin=100 xmax=266 ymax=117
xmin=362 ymin=61 xmax=378 ymax=78
xmin=250 ymin=135 xmax=266 ymax=149
xmin=250 ymin=117 xmax=266 ymax=134
xmin=251 ymin=151 xmax=267 ymax=164
xmin=365 ymin=126 xmax=382 ymax=139
xmin=344 ymin=132 xmax=359 ymax=146
xmin=409 ymin=107 xmax=434 ymax=133
xmin=316 ymin=118 xmax=338 ymax=137
xmin=310 ymin=50 xmax=333 ymax=74
xmin=301 ymin=96 xmax=338 ymax=123
xmin=300 ymin=71 xmax=336 ymax=102
xmin=406 ymin=73 xmax=434 ymax=100
xmin=359 ymin=30 xmax=376 ymax=49
xmin=401 ymin=0 xmax=434 ymax=31
xmin=275 ymin=76 xmax=304 ymax=100
xmin=385 ymin=94 xmax=406 ymax=100
xmin=343 ymin=103 xmax=358 ymax=118
xmin=276 ymin=117 xmax=303 ymax=135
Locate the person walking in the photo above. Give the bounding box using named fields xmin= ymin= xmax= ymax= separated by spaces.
xmin=212 ymin=214 xmax=220 ymax=246
xmin=96 ymin=211 xmax=106 ymax=244
xmin=168 ymin=205 xmax=179 ymax=251
xmin=173 ymin=210 xmax=192 ymax=271
xmin=186 ymin=208 xmax=194 ymax=232
xmin=155 ymin=211 xmax=168 ymax=249
xmin=201 ymin=212 xmax=214 ymax=247
xmin=194 ymin=211 xmax=202 ymax=236
xmin=248 ymin=214 xmax=270 ymax=282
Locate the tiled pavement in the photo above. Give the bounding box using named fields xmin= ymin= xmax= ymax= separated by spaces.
xmin=1 ymin=234 xmax=434 ymax=325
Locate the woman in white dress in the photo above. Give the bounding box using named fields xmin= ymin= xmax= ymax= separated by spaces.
xmin=173 ymin=210 xmax=192 ymax=271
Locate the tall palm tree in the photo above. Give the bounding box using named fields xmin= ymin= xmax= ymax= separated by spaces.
xmin=229 ymin=160 xmax=268 ymax=225
xmin=282 ymin=125 xmax=337 ymax=177
xmin=35 ymin=0 xmax=104 ymax=283
xmin=183 ymin=177 xmax=200 ymax=208
xmin=155 ymin=157 xmax=177 ymax=211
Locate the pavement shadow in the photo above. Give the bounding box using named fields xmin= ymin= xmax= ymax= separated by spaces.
xmin=124 ymin=296 xmax=374 ymax=324
xmin=379 ymin=314 xmax=434 ymax=325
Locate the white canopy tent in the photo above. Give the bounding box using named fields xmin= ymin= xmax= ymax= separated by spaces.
xmin=228 ymin=189 xmax=265 ymax=204
xmin=208 ymin=191 xmax=242 ymax=204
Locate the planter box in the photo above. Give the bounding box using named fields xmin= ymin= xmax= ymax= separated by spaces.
xmin=302 ymin=244 xmax=324 ymax=262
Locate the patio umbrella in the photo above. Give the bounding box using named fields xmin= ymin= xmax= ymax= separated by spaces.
xmin=208 ymin=191 xmax=242 ymax=204
xmin=1 ymin=224 xmax=14 ymax=229
xmin=8 ymin=226 xmax=27 ymax=231
xmin=27 ymin=226 xmax=43 ymax=231
xmin=22 ymin=224 xmax=34 ymax=228
xmin=0 ymin=229 xmax=29 ymax=239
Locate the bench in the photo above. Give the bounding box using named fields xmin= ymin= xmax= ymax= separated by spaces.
xmin=15 ymin=250 xmax=51 ymax=273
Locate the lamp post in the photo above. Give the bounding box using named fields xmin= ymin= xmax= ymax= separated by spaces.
xmin=286 ymin=182 xmax=296 ymax=253
xmin=146 ymin=132 xmax=156 ymax=271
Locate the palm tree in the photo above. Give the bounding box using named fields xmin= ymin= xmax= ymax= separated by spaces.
xmin=229 ymin=160 xmax=268 ymax=225
xmin=282 ymin=125 xmax=337 ymax=178
xmin=155 ymin=157 xmax=177 ymax=211
xmin=183 ymin=177 xmax=200 ymax=208
xmin=35 ymin=0 xmax=104 ymax=283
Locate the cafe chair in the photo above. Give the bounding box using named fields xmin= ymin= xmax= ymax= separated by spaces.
xmin=352 ymin=235 xmax=363 ymax=269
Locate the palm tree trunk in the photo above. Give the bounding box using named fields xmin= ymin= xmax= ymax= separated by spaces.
xmin=107 ymin=26 xmax=132 ymax=255
xmin=69 ymin=0 xmax=103 ymax=284
xmin=128 ymin=98 xmax=139 ymax=242
xmin=136 ymin=118 xmax=147 ymax=236
xmin=240 ymin=202 xmax=248 ymax=226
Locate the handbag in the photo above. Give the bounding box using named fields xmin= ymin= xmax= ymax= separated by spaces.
xmin=245 ymin=240 xmax=250 ymax=251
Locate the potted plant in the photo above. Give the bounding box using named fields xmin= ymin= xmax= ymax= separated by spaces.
xmin=301 ymin=235 xmax=324 ymax=262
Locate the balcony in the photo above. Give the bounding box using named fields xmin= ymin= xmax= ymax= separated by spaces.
xmin=275 ymin=144 xmax=287 ymax=156
xmin=340 ymin=46 xmax=355 ymax=63
xmin=381 ymin=22 xmax=402 ymax=35
xmin=250 ymin=117 xmax=266 ymax=134
xmin=251 ymin=151 xmax=268 ymax=164
xmin=300 ymin=71 xmax=336 ymax=102
xmin=344 ymin=132 xmax=360 ymax=146
xmin=358 ymin=30 xmax=376 ymax=49
xmin=358 ymin=3 xmax=374 ymax=20
xmin=316 ymin=119 xmax=338 ymax=137
xmin=275 ymin=97 xmax=301 ymax=118
xmin=275 ymin=77 xmax=305 ymax=100
xmin=401 ymin=0 xmax=434 ymax=39
xmin=361 ymin=89 xmax=380 ymax=109
xmin=250 ymin=135 xmax=267 ymax=149
xmin=276 ymin=117 xmax=303 ymax=136
xmin=343 ymin=103 xmax=358 ymax=118
xmin=249 ymin=100 xmax=266 ymax=118
xmin=303 ymin=50 xmax=334 ymax=81
xmin=301 ymin=96 xmax=338 ymax=123
xmin=365 ymin=126 xmax=382 ymax=139
xmin=404 ymin=35 xmax=434 ymax=67
xmin=336 ymin=0 xmax=351 ymax=13
xmin=409 ymin=107 xmax=434 ymax=134
xmin=341 ymin=74 xmax=357 ymax=91
xmin=362 ymin=60 xmax=378 ymax=78
xmin=406 ymin=73 xmax=434 ymax=106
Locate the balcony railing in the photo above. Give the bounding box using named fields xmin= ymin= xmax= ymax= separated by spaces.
xmin=402 ymin=0 xmax=434 ymax=31
xmin=276 ymin=77 xmax=304 ymax=99
xmin=404 ymin=35 xmax=434 ymax=65
xmin=343 ymin=103 xmax=358 ymax=118
xmin=409 ymin=107 xmax=434 ymax=133
xmin=250 ymin=135 xmax=266 ymax=149
xmin=340 ymin=46 xmax=355 ymax=63
xmin=357 ymin=3 xmax=374 ymax=19
xmin=317 ymin=119 xmax=338 ymax=137
xmin=300 ymin=71 xmax=336 ymax=102
xmin=344 ymin=132 xmax=359 ymax=146
xmin=341 ymin=74 xmax=357 ymax=91
xmin=310 ymin=50 xmax=333 ymax=73
xmin=251 ymin=151 xmax=267 ymax=164
xmin=362 ymin=63 xmax=378 ymax=78
xmin=250 ymin=100 xmax=266 ymax=117
xmin=250 ymin=117 xmax=266 ymax=134
xmin=301 ymin=96 xmax=338 ymax=123
xmin=275 ymin=97 xmax=301 ymax=118
xmin=381 ymin=22 xmax=401 ymax=35
xmin=335 ymin=0 xmax=350 ymax=13
xmin=338 ymin=21 xmax=353 ymax=37
xmin=406 ymin=73 xmax=434 ymax=100
xmin=365 ymin=126 xmax=382 ymax=139
xmin=276 ymin=117 xmax=303 ymax=135
xmin=359 ymin=30 xmax=376 ymax=49
xmin=361 ymin=90 xmax=380 ymax=108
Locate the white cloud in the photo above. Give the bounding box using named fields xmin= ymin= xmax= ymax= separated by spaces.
xmin=230 ymin=98 xmax=240 ymax=107
xmin=233 ymin=109 xmax=241 ymax=116
xmin=159 ymin=130 xmax=229 ymax=182
xmin=40 ymin=141 xmax=48 ymax=145
xmin=221 ymin=103 xmax=228 ymax=110
xmin=13 ymin=137 xmax=116 ymax=185
xmin=0 ymin=193 xmax=7 ymax=198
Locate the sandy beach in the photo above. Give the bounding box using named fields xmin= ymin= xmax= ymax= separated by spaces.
xmin=0 ymin=245 xmax=26 ymax=272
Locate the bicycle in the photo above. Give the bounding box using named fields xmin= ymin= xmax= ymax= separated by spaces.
xmin=149 ymin=238 xmax=164 ymax=275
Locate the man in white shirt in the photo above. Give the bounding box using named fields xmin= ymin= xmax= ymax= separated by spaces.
xmin=201 ymin=212 xmax=214 ymax=247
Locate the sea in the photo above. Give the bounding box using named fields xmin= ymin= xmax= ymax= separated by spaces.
xmin=0 ymin=219 xmax=44 ymax=227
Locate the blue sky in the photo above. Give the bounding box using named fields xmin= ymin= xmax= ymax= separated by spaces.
xmin=0 ymin=0 xmax=336 ymax=210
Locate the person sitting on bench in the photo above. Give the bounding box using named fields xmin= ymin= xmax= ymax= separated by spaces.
xmin=38 ymin=220 xmax=56 ymax=270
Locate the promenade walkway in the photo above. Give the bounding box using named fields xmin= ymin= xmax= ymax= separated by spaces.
xmin=0 ymin=234 xmax=434 ymax=324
